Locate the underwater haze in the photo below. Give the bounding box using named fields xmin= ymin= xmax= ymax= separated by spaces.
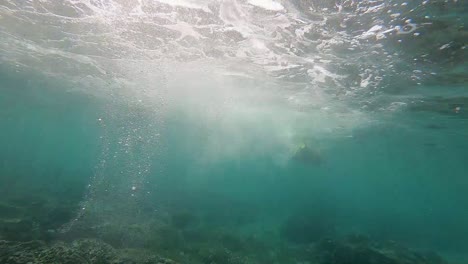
xmin=1 ymin=0 xmax=467 ymax=263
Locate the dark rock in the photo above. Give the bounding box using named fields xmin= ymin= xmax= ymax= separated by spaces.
xmin=151 ymin=226 xmax=185 ymax=250
xmin=170 ymin=211 xmax=197 ymax=230
xmin=315 ymin=238 xmax=448 ymax=264
xmin=0 ymin=239 xmax=179 ymax=264
xmin=281 ymin=211 xmax=335 ymax=244
xmin=0 ymin=218 xmax=37 ymax=241
xmin=196 ymin=246 xmax=246 ymax=264
xmin=317 ymin=239 xmax=396 ymax=264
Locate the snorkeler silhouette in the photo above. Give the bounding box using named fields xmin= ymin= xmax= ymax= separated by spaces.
xmin=292 ymin=143 xmax=323 ymax=165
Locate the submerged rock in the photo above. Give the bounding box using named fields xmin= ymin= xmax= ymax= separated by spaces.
xmin=0 ymin=218 xmax=39 ymax=242
xmin=0 ymin=194 xmax=81 ymax=242
xmin=170 ymin=211 xmax=198 ymax=230
xmin=317 ymin=239 xmax=397 ymax=264
xmin=315 ymin=238 xmax=448 ymax=264
xmin=0 ymin=239 xmax=178 ymax=264
xmin=281 ymin=209 xmax=336 ymax=244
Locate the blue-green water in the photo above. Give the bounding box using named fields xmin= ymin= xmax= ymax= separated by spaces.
xmin=1 ymin=1 xmax=467 ymax=263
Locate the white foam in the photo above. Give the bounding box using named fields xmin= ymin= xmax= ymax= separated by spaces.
xmin=359 ymin=25 xmax=383 ymax=39
xmin=363 ymin=3 xmax=385 ymax=14
xmin=360 ymin=74 xmax=372 ymax=88
xmin=247 ymin=0 xmax=284 ymax=11
xmin=154 ymin=0 xmax=212 ymax=12
xmin=164 ymin=21 xmax=205 ymax=40
xmin=0 ymin=0 xmax=385 ymax=138
xmin=307 ymin=65 xmax=342 ymax=83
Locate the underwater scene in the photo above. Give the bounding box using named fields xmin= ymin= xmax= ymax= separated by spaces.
xmin=0 ymin=0 xmax=467 ymax=263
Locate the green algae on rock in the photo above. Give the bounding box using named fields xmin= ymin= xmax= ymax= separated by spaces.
xmin=0 ymin=239 xmax=179 ymax=264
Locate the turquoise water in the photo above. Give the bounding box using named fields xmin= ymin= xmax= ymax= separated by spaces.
xmin=1 ymin=1 xmax=467 ymax=263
